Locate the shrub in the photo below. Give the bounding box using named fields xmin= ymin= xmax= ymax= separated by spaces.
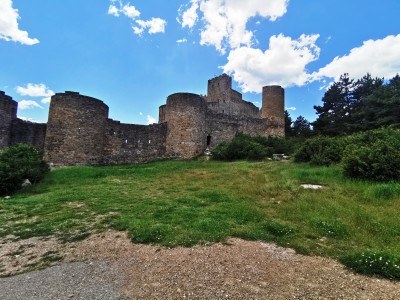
xmin=293 ymin=136 xmax=345 ymax=166
xmin=340 ymin=251 xmax=400 ymax=280
xmin=212 ymin=134 xmax=273 ymax=161
xmin=0 ymin=144 xmax=49 ymax=196
xmin=212 ymin=133 xmax=300 ymax=161
xmin=253 ymin=136 xmax=299 ymax=155
xmin=342 ymin=129 xmax=400 ymax=181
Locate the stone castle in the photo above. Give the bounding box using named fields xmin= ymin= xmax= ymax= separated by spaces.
xmin=0 ymin=74 xmax=284 ymax=166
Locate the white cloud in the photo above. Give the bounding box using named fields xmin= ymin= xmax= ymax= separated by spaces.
xmin=176 ymin=38 xmax=188 ymax=43
xmin=147 ymin=115 xmax=156 ymax=125
xmin=108 ymin=5 xmax=120 ymax=17
xmin=315 ymin=34 xmax=400 ymax=82
xmin=18 ymin=100 xmax=43 ymax=110
xmin=178 ymin=0 xmax=289 ymax=53
xmin=41 ymin=97 xmax=52 ymax=104
xmin=134 ymin=18 xmax=167 ymax=35
xmin=108 ymin=1 xmax=140 ymax=19
xmin=108 ymin=1 xmax=166 ymax=36
xmin=222 ymin=34 xmax=320 ymax=92
xmin=0 ymin=0 xmax=39 ymax=45
xmin=286 ymin=106 xmax=296 ymax=111
xmin=16 ymin=83 xmax=55 ymax=98
xmin=179 ymin=0 xmax=199 ymax=28
xmin=122 ymin=4 xmax=140 ymax=19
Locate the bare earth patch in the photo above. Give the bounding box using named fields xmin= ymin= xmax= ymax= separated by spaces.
xmin=1 ymin=230 xmax=400 ymax=299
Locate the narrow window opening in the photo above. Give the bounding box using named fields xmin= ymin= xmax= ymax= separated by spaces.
xmin=207 ymin=135 xmax=212 ymax=146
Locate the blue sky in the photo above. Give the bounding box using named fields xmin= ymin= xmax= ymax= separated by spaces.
xmin=1 ymin=0 xmax=399 ymax=125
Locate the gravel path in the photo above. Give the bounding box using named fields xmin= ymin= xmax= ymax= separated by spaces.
xmin=1 ymin=230 xmax=400 ymax=299
xmin=0 ymin=261 xmax=123 ymax=300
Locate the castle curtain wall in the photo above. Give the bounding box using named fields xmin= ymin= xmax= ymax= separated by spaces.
xmin=103 ymin=120 xmax=167 ymax=164
xmin=1 ymin=74 xmax=285 ymax=166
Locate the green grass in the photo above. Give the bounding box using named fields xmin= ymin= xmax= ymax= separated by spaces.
xmin=1 ymin=160 xmax=400 ymax=279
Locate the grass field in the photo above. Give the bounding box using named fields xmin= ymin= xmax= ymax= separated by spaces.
xmin=1 ymin=160 xmax=400 ymax=278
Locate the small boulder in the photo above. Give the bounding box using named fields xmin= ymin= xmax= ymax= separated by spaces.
xmin=21 ymin=179 xmax=32 ymax=188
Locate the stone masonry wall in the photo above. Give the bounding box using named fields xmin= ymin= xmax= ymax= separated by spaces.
xmin=44 ymin=92 xmax=109 ymax=166
xmin=10 ymin=119 xmax=47 ymax=151
xmin=103 ymin=120 xmax=167 ymax=164
xmin=0 ymin=91 xmax=18 ymax=149
xmin=206 ymin=89 xmax=260 ymax=118
xmin=1 ymin=74 xmax=285 ymax=166
xmin=205 ymin=74 xmax=260 ymax=118
xmin=165 ymin=93 xmax=207 ymax=158
xmin=206 ymin=112 xmax=270 ymax=150
xmin=262 ymin=86 xmax=284 ymax=123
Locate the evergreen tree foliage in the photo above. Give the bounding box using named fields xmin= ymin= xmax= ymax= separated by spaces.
xmin=313 ymin=73 xmax=399 ymax=135
xmin=284 ymin=110 xmax=293 ymax=136
xmin=292 ymin=116 xmax=313 ymax=137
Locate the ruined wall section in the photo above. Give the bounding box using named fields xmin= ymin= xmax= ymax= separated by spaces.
xmin=206 ymin=74 xmax=232 ymax=101
xmin=165 ymin=93 xmax=207 ymax=158
xmin=158 ymin=104 xmax=166 ymax=123
xmin=0 ymin=91 xmax=18 ymax=149
xmin=44 ymin=92 xmax=109 ymax=166
xmin=261 ymin=86 xmax=285 ymax=136
xmin=206 ymin=90 xmax=260 ymax=118
xmin=103 ymin=120 xmax=167 ymax=164
xmin=206 ymin=113 xmax=270 ymax=150
xmin=205 ymin=74 xmax=260 ymax=118
xmin=10 ymin=119 xmax=46 ymax=150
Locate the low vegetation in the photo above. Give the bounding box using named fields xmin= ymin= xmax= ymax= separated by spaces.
xmin=1 ymin=159 xmax=399 ymax=280
xmin=294 ymin=128 xmax=400 ymax=182
xmin=0 ymin=145 xmax=49 ymax=196
xmin=212 ymin=133 xmax=300 ymax=161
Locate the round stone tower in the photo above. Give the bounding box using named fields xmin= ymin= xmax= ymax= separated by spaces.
xmin=261 ymin=86 xmax=285 ymax=136
xmin=164 ymin=93 xmax=207 ymax=158
xmin=44 ymin=92 xmax=109 ymax=166
xmin=0 ymin=91 xmax=18 ymax=149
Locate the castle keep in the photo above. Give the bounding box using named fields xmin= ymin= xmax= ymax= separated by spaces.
xmin=0 ymin=74 xmax=284 ymax=166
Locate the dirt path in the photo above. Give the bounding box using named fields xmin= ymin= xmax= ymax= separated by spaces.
xmin=1 ymin=230 xmax=400 ymax=299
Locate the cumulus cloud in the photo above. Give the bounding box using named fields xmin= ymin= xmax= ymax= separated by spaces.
xmin=18 ymin=100 xmax=43 ymax=110
xmin=178 ymin=0 xmax=289 ymax=53
xmin=133 ymin=18 xmax=166 ymax=36
xmin=178 ymin=0 xmax=199 ymax=28
xmin=0 ymin=0 xmax=39 ymax=45
xmin=176 ymin=38 xmax=188 ymax=43
xmin=286 ymin=107 xmax=296 ymax=111
xmin=108 ymin=1 xmax=140 ymax=19
xmin=108 ymin=1 xmax=166 ymax=36
xmin=222 ymin=34 xmax=320 ymax=92
xmin=16 ymin=83 xmax=54 ymax=97
xmin=16 ymin=83 xmax=55 ymax=104
xmin=315 ymin=34 xmax=400 ymax=82
xmin=147 ymin=115 xmax=157 ymax=125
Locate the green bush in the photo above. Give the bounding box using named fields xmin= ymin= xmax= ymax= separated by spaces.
xmin=212 ymin=133 xmax=299 ymax=161
xmin=253 ymin=136 xmax=299 ymax=155
xmin=212 ymin=134 xmax=273 ymax=161
xmin=342 ymin=129 xmax=400 ymax=181
xmin=340 ymin=251 xmax=400 ymax=280
xmin=293 ymin=136 xmax=345 ymax=166
xmin=0 ymin=144 xmax=49 ymax=196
